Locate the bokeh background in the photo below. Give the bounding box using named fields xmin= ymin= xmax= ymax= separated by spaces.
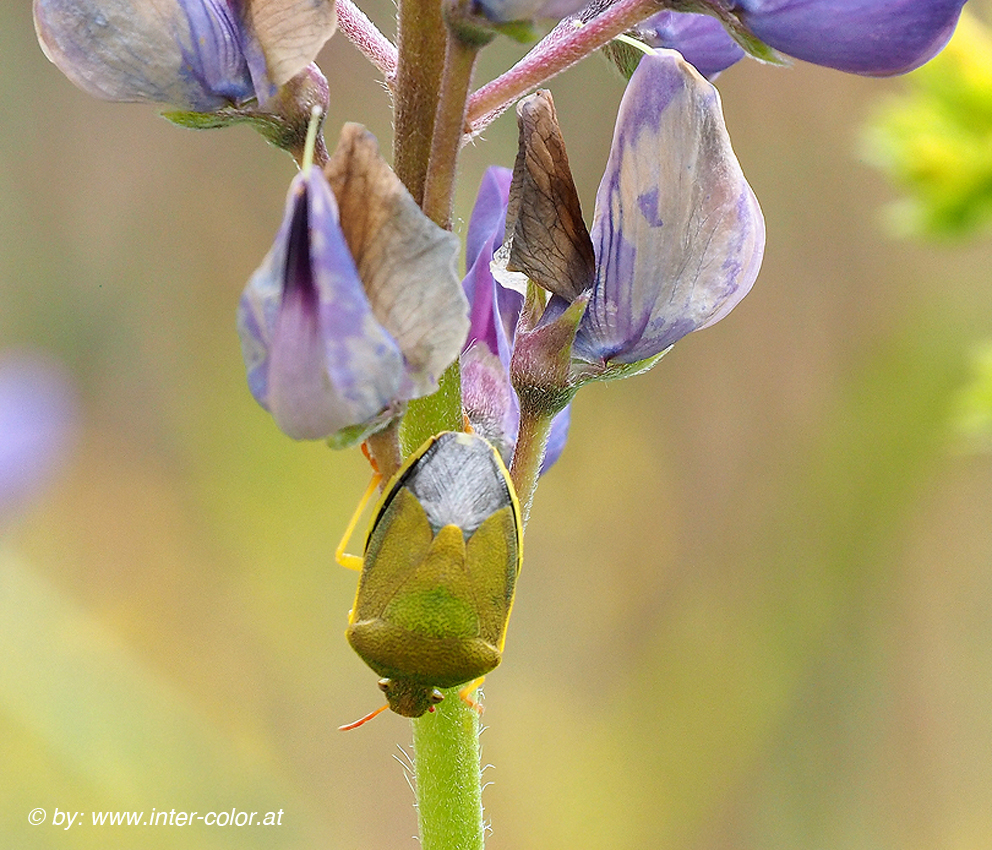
xmin=4 ymin=1 xmax=992 ymax=848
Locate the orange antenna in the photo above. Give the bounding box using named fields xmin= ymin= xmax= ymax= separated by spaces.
xmin=338 ymin=703 xmax=390 ymax=731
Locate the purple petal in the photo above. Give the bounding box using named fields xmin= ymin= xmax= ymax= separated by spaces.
xmin=237 ymin=169 xmax=406 ymax=441
xmin=540 ymin=406 xmax=570 ymax=474
xmin=33 ymin=0 xmax=336 ymax=110
xmin=33 ymin=0 xmax=253 ymax=110
xmin=472 ymin=0 xmax=590 ymax=24
xmin=734 ymin=0 xmax=967 ymax=76
xmin=463 ymin=168 xmax=524 ymax=366
xmin=461 ymin=167 xmax=569 ymax=474
xmin=0 ymin=352 xmax=77 ymax=525
xmin=578 ymin=50 xmax=764 ymax=365
xmin=466 ymin=167 xmax=512 ymax=273
xmin=461 ymin=342 xmax=519 ymax=464
xmin=636 ymin=11 xmax=745 ymax=79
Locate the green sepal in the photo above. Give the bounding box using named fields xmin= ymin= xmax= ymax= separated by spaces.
xmin=572 ymin=346 xmax=671 ymax=387
xmin=723 ymin=20 xmax=786 ymax=66
xmin=163 ymin=105 xmax=272 ymax=133
xmin=325 ymin=404 xmax=406 ymax=451
xmin=602 ymin=38 xmax=649 ymax=81
xmin=163 ymin=102 xmax=315 ymax=159
xmin=494 ymin=19 xmax=539 ymax=43
xmin=511 ymin=289 xmax=588 ymax=419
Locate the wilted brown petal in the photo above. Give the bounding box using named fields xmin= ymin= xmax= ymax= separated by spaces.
xmin=323 ymin=124 xmax=468 ymax=395
xmin=507 ymin=90 xmax=596 ymax=302
xmin=246 ymin=0 xmax=338 ymax=87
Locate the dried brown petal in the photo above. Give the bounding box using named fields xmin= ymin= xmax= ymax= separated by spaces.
xmin=506 ymin=90 xmax=595 ymax=302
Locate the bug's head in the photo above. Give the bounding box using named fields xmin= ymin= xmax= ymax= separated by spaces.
xmin=380 ymin=678 xmax=444 ymax=717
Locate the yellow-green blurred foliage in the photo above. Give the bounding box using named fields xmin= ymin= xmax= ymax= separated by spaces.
xmin=4 ymin=2 xmax=992 ymax=848
xmin=864 ymin=8 xmax=992 ymax=238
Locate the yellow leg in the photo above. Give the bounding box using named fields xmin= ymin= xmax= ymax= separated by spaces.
xmin=335 ymin=472 xmax=381 ymax=571
xmin=458 ymin=677 xmax=486 ymax=714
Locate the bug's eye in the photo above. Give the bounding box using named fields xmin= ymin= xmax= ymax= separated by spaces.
xmin=377 ymin=678 xmax=391 ymax=694
xmin=429 ymin=689 xmax=444 ymax=705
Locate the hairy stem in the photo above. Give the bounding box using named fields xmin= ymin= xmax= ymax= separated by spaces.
xmin=412 ymin=688 xmax=484 ymax=850
xmin=393 ymin=0 xmax=448 ymax=202
xmin=422 ymin=34 xmax=483 ymax=229
xmin=336 ymin=0 xmax=399 ymax=85
xmin=509 ymin=401 xmax=554 ymax=529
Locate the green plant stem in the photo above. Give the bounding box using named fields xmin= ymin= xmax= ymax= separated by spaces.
xmin=392 ymin=4 xmax=487 ymax=847
xmin=365 ymin=419 xmax=402 ymax=485
xmin=412 ymin=687 xmax=484 ymax=850
xmin=393 ymin=0 xmax=447 ymax=203
xmin=422 ymin=33 xmax=482 ymax=229
xmin=509 ymin=401 xmax=554 ymax=529
xmin=401 ymin=360 xmax=464 ymax=455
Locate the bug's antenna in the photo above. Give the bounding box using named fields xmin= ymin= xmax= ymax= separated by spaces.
xmin=338 ymin=703 xmax=390 ymax=731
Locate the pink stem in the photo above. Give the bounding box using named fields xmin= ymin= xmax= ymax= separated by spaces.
xmin=466 ymin=0 xmax=661 ymax=133
xmin=336 ymin=0 xmax=399 ymax=85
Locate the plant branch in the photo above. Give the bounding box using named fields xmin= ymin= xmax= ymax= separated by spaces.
xmin=466 ymin=0 xmax=663 ymax=135
xmin=412 ymin=689 xmax=484 ymax=850
xmin=393 ymin=0 xmax=448 ymax=203
xmin=336 ymin=0 xmax=399 ymax=85
xmin=509 ymin=401 xmax=554 ymax=529
xmin=422 ymin=33 xmax=483 ymax=229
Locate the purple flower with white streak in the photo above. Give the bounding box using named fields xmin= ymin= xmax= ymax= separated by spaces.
xmin=0 ymin=351 xmax=76 ymax=526
xmin=238 ymin=124 xmax=468 ymax=444
xmin=33 ymin=0 xmax=336 ymax=111
xmin=461 ymin=168 xmax=570 ymax=471
xmin=639 ymin=0 xmax=967 ymax=77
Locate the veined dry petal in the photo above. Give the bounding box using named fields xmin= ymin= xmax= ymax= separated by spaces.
xmin=324 ymin=124 xmax=468 ymax=399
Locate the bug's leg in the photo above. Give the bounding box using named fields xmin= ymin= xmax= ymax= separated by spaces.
xmin=458 ymin=677 xmax=486 ymax=714
xmin=335 ymin=469 xmax=381 ymax=570
xmin=462 ymin=412 xmax=474 ymax=433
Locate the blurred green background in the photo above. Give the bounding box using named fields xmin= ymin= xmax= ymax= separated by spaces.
xmin=4 ymin=2 xmax=992 ymax=848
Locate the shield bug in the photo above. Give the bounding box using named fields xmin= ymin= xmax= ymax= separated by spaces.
xmin=337 ymin=430 xmax=522 ymax=727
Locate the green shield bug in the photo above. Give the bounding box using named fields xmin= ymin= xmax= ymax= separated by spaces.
xmin=337 ymin=430 xmax=522 ymax=728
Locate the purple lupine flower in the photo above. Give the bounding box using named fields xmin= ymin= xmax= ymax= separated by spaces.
xmin=635 ymin=11 xmax=744 ymax=79
xmin=0 ymin=351 xmax=76 ymax=525
xmin=33 ymin=0 xmax=336 ymax=111
xmin=641 ymin=0 xmax=967 ymax=78
xmin=506 ymin=50 xmax=763 ymax=372
xmin=461 ymin=167 xmax=570 ymax=471
xmin=238 ymin=124 xmax=468 ymax=444
xmin=732 ymin=0 xmax=968 ymax=76
xmin=574 ymin=49 xmax=764 ymax=365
